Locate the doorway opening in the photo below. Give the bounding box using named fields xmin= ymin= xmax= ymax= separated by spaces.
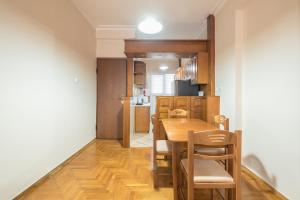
xmin=130 ymin=58 xmax=178 ymax=147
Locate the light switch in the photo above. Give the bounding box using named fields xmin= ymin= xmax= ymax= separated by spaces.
xmin=216 ymin=86 xmax=222 ymax=95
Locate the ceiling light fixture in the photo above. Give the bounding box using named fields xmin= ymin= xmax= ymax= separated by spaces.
xmin=160 ymin=65 xmax=169 ymax=71
xmin=138 ymin=17 xmax=163 ymax=34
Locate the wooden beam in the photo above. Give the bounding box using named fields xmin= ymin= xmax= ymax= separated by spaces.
xmin=207 ymin=15 xmax=216 ymax=96
xmin=124 ymin=40 xmax=208 ymax=57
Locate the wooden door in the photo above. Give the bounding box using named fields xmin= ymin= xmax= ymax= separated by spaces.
xmin=97 ymin=59 xmax=127 ymax=139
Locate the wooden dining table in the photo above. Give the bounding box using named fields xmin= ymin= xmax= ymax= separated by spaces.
xmin=161 ymin=118 xmax=218 ymax=200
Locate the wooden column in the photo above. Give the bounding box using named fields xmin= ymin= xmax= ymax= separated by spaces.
xmin=127 ymin=58 xmax=133 ymax=97
xmin=122 ymin=58 xmax=134 ymax=148
xmin=122 ymin=97 xmax=130 ymax=148
xmin=207 ymin=14 xmax=215 ymax=96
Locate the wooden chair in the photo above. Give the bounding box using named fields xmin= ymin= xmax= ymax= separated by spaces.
xmin=168 ymin=109 xmax=190 ymax=119
xmin=151 ymin=114 xmax=172 ymax=188
xmin=196 ymin=115 xmax=230 ymax=156
xmin=214 ymin=115 xmax=229 ymax=131
xmin=179 ymin=130 xmax=242 ymax=200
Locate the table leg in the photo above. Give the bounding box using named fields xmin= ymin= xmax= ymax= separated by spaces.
xmin=172 ymin=142 xmax=178 ymax=200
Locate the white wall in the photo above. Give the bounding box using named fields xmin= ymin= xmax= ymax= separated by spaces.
xmin=215 ymin=0 xmax=300 ymax=199
xmin=96 ymin=26 xmax=135 ymax=58
xmin=0 ymin=1 xmax=96 ymax=199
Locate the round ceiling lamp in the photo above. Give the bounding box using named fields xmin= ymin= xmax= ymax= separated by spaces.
xmin=138 ymin=17 xmax=163 ymax=34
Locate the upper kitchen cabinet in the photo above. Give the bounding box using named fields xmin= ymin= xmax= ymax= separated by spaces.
xmin=175 ymin=53 xmax=208 ymax=85
xmin=134 ymin=61 xmax=146 ymax=88
xmin=193 ymin=52 xmax=208 ymax=84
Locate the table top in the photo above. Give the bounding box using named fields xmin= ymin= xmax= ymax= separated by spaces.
xmin=161 ymin=118 xmax=218 ymax=142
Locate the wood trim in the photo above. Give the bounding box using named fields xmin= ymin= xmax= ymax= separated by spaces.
xmin=96 ymin=57 xmax=127 ymax=59
xmin=96 ymin=59 xmax=100 ymax=137
xmin=127 ymin=58 xmax=133 ymax=97
xmin=13 ymin=139 xmax=96 ymax=200
xmin=207 ymin=14 xmax=216 ymax=96
xmin=242 ymin=167 xmax=288 ymax=200
xmin=206 ymin=96 xmax=220 ymax=124
xmin=122 ymin=97 xmax=130 ymax=148
xmin=124 ymin=39 xmax=208 ymax=57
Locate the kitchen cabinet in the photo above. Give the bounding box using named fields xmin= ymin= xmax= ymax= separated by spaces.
xmin=156 ymin=96 xmax=219 ymax=139
xmin=135 ymin=106 xmax=150 ymax=133
xmin=175 ymin=54 xmax=208 ymax=84
xmin=156 ymin=96 xmax=219 ymax=122
xmin=192 ymin=52 xmax=208 ymax=84
xmin=134 ymin=61 xmax=146 ymax=87
xmin=190 ymin=96 xmax=206 ymax=120
xmin=156 ymin=96 xmax=174 ymax=119
xmin=173 ymin=96 xmax=191 ymax=116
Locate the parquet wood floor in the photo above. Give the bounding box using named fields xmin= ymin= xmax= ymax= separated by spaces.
xmin=17 ymin=140 xmax=285 ymax=200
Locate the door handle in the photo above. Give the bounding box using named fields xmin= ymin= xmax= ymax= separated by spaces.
xmin=120 ymin=95 xmax=125 ymax=104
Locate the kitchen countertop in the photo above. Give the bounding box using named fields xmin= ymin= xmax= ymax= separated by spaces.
xmin=131 ymin=103 xmax=151 ymax=107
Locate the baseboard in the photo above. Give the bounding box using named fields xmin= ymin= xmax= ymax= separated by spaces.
xmin=13 ymin=139 xmax=96 ymax=200
xmin=242 ymin=166 xmax=288 ymax=200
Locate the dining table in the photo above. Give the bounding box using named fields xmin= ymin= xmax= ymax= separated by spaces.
xmin=161 ymin=118 xmax=219 ymax=200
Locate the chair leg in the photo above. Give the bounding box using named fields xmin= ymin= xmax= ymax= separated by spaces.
xmin=232 ymin=188 xmax=241 ymax=200
xmin=224 ymin=189 xmax=229 ymax=200
xmin=211 ymin=189 xmax=214 ymax=200
xmin=153 ymin=152 xmax=158 ymax=189
xmin=153 ymin=169 xmax=158 ymax=188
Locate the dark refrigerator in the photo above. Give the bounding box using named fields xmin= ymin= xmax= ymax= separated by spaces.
xmin=174 ymin=80 xmax=199 ymax=96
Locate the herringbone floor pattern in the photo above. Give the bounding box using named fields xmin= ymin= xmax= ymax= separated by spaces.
xmin=17 ymin=140 xmax=284 ymax=200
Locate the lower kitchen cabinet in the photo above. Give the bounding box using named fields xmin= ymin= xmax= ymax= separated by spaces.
xmin=135 ymin=106 xmax=150 ymax=133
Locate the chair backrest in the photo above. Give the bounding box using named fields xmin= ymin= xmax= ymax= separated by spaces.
xmin=151 ymin=114 xmax=159 ymax=151
xmin=168 ymin=109 xmax=189 ymax=119
xmin=214 ymin=115 xmax=229 ymax=131
xmin=187 ymin=130 xmax=241 ymax=185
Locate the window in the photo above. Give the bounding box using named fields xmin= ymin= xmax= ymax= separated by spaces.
xmin=151 ymin=75 xmax=164 ymax=94
xmin=151 ymin=74 xmax=175 ymax=95
xmin=165 ymin=74 xmax=175 ymax=95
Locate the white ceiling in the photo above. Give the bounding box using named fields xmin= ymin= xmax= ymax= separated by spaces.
xmin=72 ymin=0 xmax=224 ymax=39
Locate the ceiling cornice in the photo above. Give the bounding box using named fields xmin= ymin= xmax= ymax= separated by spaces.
xmin=72 ymin=0 xmax=97 ymax=28
xmin=96 ymin=25 xmax=136 ymax=31
xmin=212 ymin=0 xmax=227 ymax=15
xmin=198 ymin=0 xmax=227 ymax=38
xmin=96 ymin=25 xmax=136 ymax=39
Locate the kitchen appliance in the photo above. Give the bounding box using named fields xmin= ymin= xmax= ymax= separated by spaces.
xmin=174 ymin=80 xmax=199 ymax=96
xmin=137 ymin=96 xmax=144 ymax=105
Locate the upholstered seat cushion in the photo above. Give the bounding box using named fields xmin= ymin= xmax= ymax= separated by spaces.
xmin=156 ymin=140 xmax=172 ymax=153
xmin=181 ymin=159 xmax=233 ymax=183
xmin=195 ymin=147 xmax=225 ymax=155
